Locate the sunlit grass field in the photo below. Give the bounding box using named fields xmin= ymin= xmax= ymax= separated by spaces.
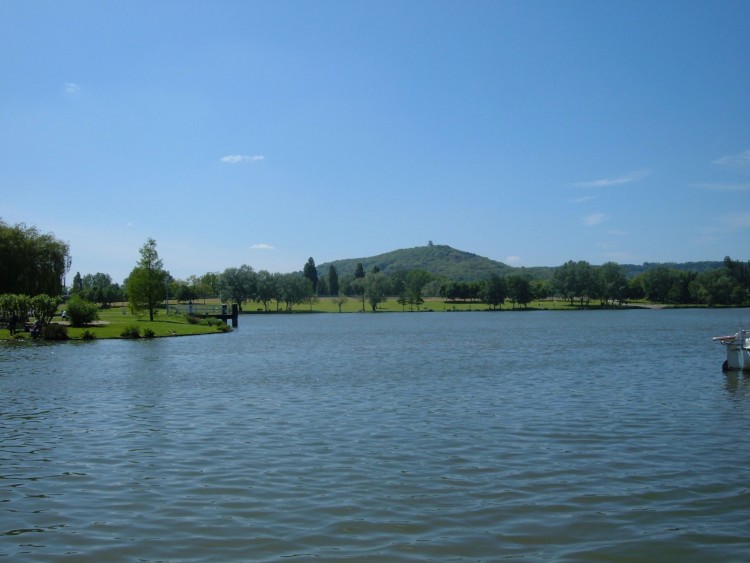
xmin=2 ymin=306 xmax=224 ymax=341
xmin=1 ymin=296 xmax=669 ymax=341
xmin=241 ymin=296 xmax=646 ymax=314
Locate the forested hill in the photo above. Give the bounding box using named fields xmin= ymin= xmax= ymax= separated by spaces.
xmin=318 ymin=244 xmax=514 ymax=282
xmin=317 ymin=244 xmax=725 ymax=282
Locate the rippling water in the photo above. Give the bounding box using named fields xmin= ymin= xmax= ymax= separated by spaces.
xmin=2 ymin=309 xmax=749 ymax=561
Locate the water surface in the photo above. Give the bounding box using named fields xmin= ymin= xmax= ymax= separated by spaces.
xmin=1 ymin=309 xmax=749 ymax=561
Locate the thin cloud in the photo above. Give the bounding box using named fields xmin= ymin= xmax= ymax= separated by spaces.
xmin=65 ymin=82 xmax=80 ymax=94
xmin=712 ymin=149 xmax=750 ymax=171
xmin=584 ymin=213 xmax=607 ymax=226
xmin=220 ymin=154 xmax=265 ymax=164
xmin=505 ymin=255 xmax=521 ymax=265
xmin=606 ymin=229 xmax=628 ymax=236
xmin=573 ymin=169 xmax=651 ymax=188
xmin=251 ymin=243 xmax=275 ymax=250
xmin=690 ymin=183 xmax=750 ymax=192
xmin=571 ymin=195 xmax=595 ymax=204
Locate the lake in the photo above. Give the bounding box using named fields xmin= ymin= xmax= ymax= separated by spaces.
xmin=1 ymin=308 xmax=749 ymax=562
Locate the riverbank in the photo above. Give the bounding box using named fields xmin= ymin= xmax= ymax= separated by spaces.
xmin=1 ymin=307 xmax=226 ymax=341
xmin=1 ymin=298 xmax=736 ymax=341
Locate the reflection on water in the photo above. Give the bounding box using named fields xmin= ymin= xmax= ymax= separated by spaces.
xmin=1 ymin=308 xmax=749 ymax=561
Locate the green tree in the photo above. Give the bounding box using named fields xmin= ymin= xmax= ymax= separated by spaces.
xmin=125 ymin=238 xmax=168 ymax=321
xmin=30 ymin=294 xmax=61 ymax=325
xmin=553 ymin=260 xmax=595 ymax=305
xmin=279 ymin=274 xmax=311 ymax=311
xmin=354 ymin=262 xmax=365 ymax=279
xmin=194 ymin=272 xmax=219 ymax=303
xmin=328 ymin=265 xmax=339 ymax=297
xmin=365 ymin=272 xmax=389 ymax=311
xmin=0 ymin=293 xmax=31 ymax=326
xmin=597 ymin=262 xmax=628 ymax=307
xmin=66 ymin=295 xmax=100 ymax=326
xmin=405 ymin=270 xmax=431 ymax=311
xmin=219 ymin=265 xmax=256 ymax=310
xmin=81 ymin=272 xmax=120 ymax=306
xmin=723 ymin=256 xmax=750 ymax=294
xmin=531 ymin=279 xmax=552 ymax=302
xmin=351 ymin=277 xmax=366 ymax=311
xmin=640 ymin=267 xmax=677 ymax=303
xmin=691 ymin=269 xmax=743 ymax=306
xmin=71 ymin=272 xmax=84 ymax=296
xmin=0 ymin=219 xmax=71 ymax=296
xmin=333 ymin=294 xmax=348 ymax=312
xmin=507 ymin=274 xmax=532 ymax=309
xmin=255 ymin=270 xmax=277 ymax=312
xmin=483 ymin=273 xmax=507 ymax=310
xmin=303 ymin=257 xmax=318 ymax=294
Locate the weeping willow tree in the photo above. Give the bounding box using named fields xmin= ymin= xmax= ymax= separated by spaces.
xmin=0 ymin=219 xmax=71 ymax=296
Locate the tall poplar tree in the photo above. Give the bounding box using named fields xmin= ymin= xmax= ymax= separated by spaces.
xmin=328 ymin=265 xmax=339 ymax=296
xmin=303 ymin=257 xmax=318 ymax=294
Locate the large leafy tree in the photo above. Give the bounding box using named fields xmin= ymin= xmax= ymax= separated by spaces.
xmin=81 ymin=272 xmax=121 ymax=306
xmin=255 ymin=270 xmax=277 ymax=312
xmin=219 ymin=265 xmax=256 ymax=310
xmin=597 ymin=262 xmax=628 ymax=307
xmin=31 ymin=294 xmax=61 ymax=325
xmin=507 ymin=274 xmax=532 ymax=309
xmin=125 ymin=238 xmax=168 ymax=321
xmin=483 ymin=273 xmax=507 ymax=310
xmin=279 ymin=274 xmax=313 ymax=311
xmin=365 ymin=272 xmax=389 ymax=312
xmin=0 ymin=219 xmax=71 ymax=296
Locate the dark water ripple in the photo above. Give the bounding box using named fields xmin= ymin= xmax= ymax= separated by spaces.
xmin=1 ymin=309 xmax=749 ymax=561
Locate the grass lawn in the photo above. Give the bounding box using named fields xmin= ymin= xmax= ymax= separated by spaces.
xmin=1 ymin=297 xmax=686 ymax=341
xmin=1 ymin=306 xmax=227 ymax=341
xmin=244 ymin=296 xmax=655 ymax=314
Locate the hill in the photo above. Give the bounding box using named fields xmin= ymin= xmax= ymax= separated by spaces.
xmin=318 ymin=244 xmax=514 ymax=282
xmin=317 ymin=245 xmax=726 ymax=283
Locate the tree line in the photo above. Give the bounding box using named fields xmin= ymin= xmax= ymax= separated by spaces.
xmin=2 ymin=218 xmax=749 ymax=328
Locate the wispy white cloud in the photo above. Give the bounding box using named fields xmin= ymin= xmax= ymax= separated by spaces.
xmin=220 ymin=154 xmax=265 ymax=164
xmin=65 ymin=82 xmax=80 ymax=94
xmin=505 ymin=255 xmax=521 ymax=265
xmin=251 ymin=243 xmax=275 ymax=250
xmin=573 ymin=169 xmax=651 ymax=188
xmin=690 ymin=183 xmax=750 ymax=191
xmin=712 ymin=149 xmax=750 ymax=171
xmin=571 ymin=195 xmax=595 ymax=204
xmin=584 ymin=213 xmax=607 ymax=226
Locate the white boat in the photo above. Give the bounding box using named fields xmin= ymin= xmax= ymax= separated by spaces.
xmin=713 ymin=329 xmax=750 ymax=372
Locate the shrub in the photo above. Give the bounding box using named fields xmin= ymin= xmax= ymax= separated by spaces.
xmin=143 ymin=328 xmax=156 ymax=338
xmin=31 ymin=294 xmax=61 ymax=325
xmin=185 ymin=315 xmax=199 ymax=324
xmin=0 ymin=293 xmax=31 ymax=325
xmin=67 ymin=295 xmax=99 ymax=326
xmin=42 ymin=323 xmax=68 ymax=340
xmin=81 ymin=330 xmax=97 ymax=340
xmin=120 ymin=325 xmax=141 ymax=338
xmin=216 ymin=323 xmax=232 ymax=333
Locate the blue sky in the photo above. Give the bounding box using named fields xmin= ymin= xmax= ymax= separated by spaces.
xmin=1 ymin=1 xmax=748 ymax=284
